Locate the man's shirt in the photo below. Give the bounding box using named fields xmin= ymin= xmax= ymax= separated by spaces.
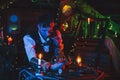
xmin=23 ymin=32 xmax=50 ymax=62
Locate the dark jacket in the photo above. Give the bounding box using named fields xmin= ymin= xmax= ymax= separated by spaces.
xmin=30 ymin=32 xmax=55 ymax=61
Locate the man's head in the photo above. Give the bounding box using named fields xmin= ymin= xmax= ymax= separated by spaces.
xmin=37 ymin=15 xmax=53 ymax=39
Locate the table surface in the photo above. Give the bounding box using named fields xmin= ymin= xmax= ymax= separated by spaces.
xmin=19 ymin=66 xmax=106 ymax=80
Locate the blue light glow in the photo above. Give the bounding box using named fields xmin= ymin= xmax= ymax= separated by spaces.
xmin=10 ymin=14 xmax=18 ymax=23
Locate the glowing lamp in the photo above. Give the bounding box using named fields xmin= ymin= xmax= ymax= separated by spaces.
xmin=62 ymin=5 xmax=72 ymax=16
xmin=8 ymin=36 xmax=13 ymax=45
xmin=65 ymin=22 xmax=68 ymax=28
xmin=10 ymin=15 xmax=18 ymax=23
xmin=76 ymin=55 xmax=82 ymax=67
xmin=8 ymin=37 xmax=13 ymax=42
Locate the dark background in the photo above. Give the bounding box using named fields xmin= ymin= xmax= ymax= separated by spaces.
xmin=84 ymin=0 xmax=120 ymax=24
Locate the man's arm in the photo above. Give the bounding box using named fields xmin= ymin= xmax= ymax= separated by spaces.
xmin=23 ymin=35 xmax=36 ymax=62
xmin=51 ymin=30 xmax=64 ymax=56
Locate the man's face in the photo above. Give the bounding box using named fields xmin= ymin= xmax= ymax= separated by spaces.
xmin=38 ymin=23 xmax=50 ymax=39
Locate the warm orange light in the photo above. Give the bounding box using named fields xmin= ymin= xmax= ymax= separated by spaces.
xmin=8 ymin=37 xmax=13 ymax=42
xmin=76 ymin=56 xmax=82 ymax=63
xmin=62 ymin=5 xmax=72 ymax=16
xmin=38 ymin=53 xmax=42 ymax=59
xmin=76 ymin=55 xmax=82 ymax=66
xmin=62 ymin=5 xmax=72 ymax=13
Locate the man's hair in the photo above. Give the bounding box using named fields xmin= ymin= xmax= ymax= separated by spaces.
xmin=38 ymin=14 xmax=53 ymax=27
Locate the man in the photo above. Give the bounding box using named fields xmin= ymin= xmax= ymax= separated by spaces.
xmin=23 ymin=15 xmax=66 ymax=71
